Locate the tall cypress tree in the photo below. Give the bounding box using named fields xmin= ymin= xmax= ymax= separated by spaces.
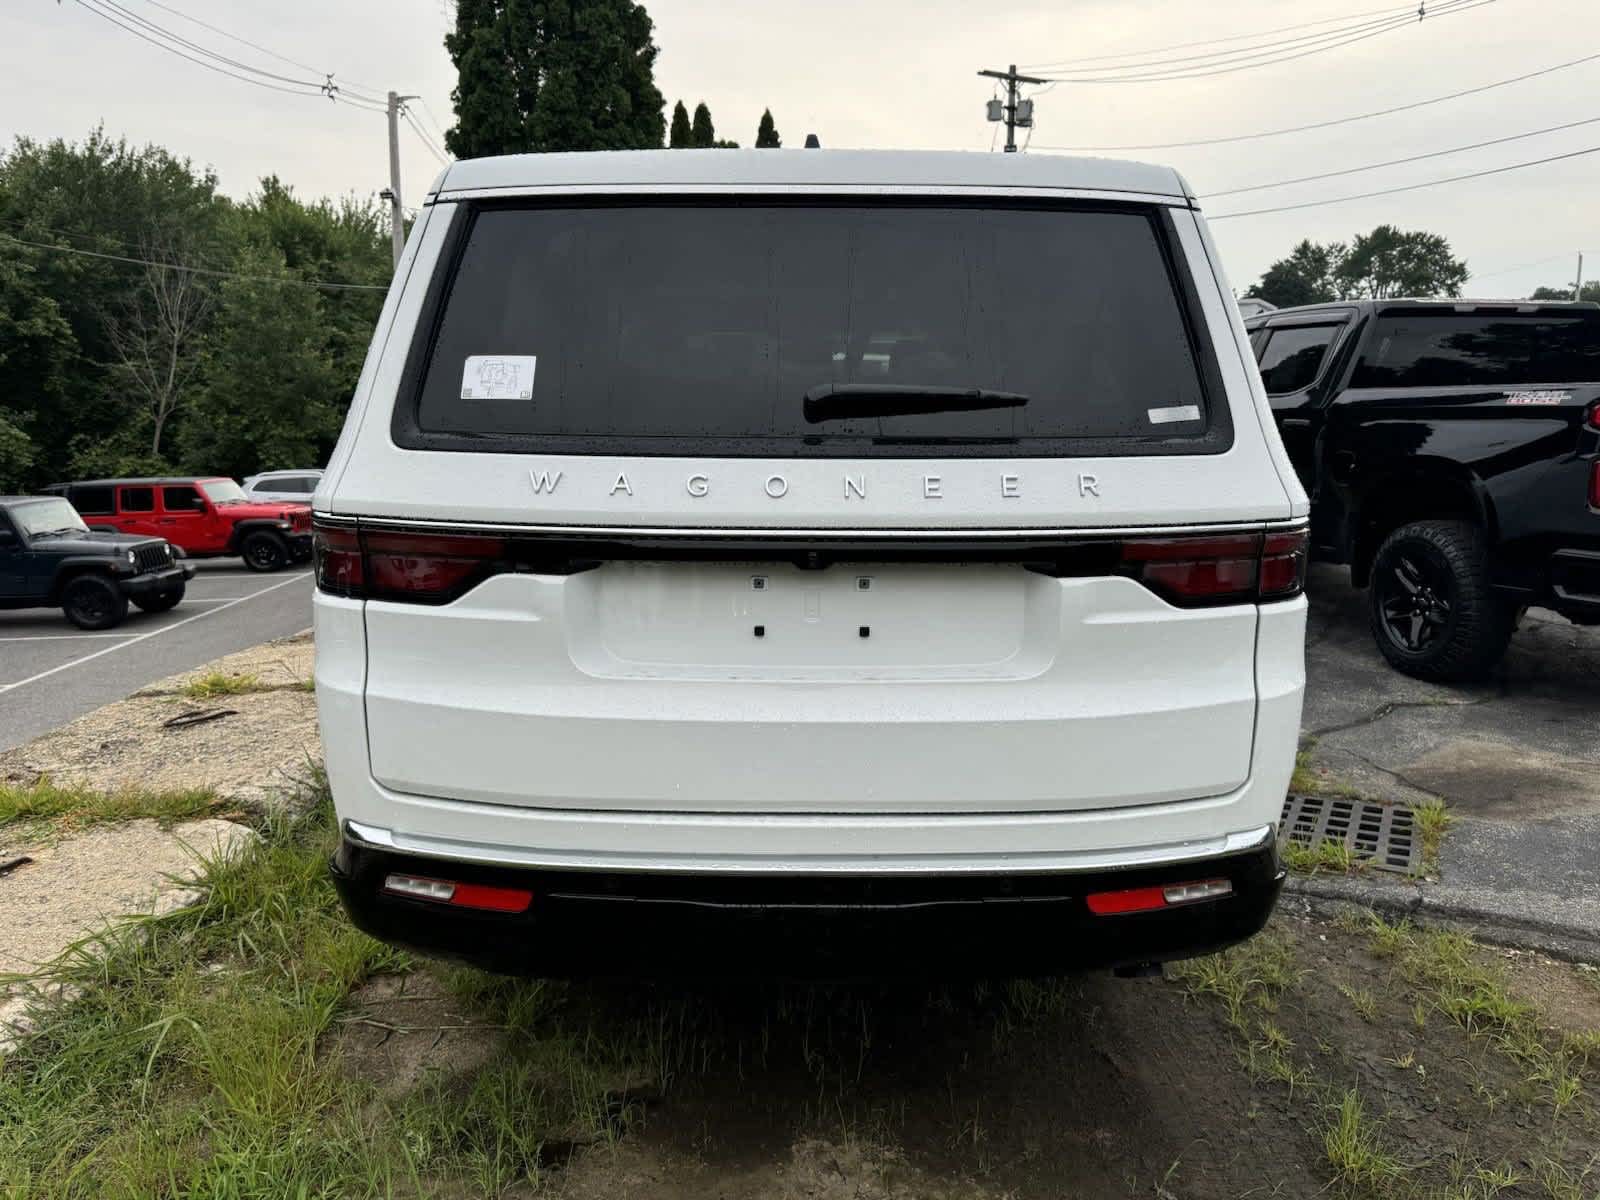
xmin=690 ymin=102 xmax=715 ymax=149
xmin=669 ymin=100 xmax=692 ymax=148
xmin=755 ymin=109 xmax=781 ymax=148
xmin=445 ymin=0 xmax=667 ymax=156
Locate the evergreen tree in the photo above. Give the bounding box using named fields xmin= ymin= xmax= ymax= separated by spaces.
xmin=446 ymin=0 xmax=667 ymax=156
xmin=669 ymin=100 xmax=692 ymax=148
xmin=755 ymin=109 xmax=781 ymax=148
xmin=690 ymin=102 xmax=715 ymax=148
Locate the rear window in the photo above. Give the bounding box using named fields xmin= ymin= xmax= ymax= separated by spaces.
xmin=1256 ymin=324 xmax=1341 ymax=394
xmin=1351 ymin=310 xmax=1600 ymax=389
xmin=401 ymin=202 xmax=1227 ymax=458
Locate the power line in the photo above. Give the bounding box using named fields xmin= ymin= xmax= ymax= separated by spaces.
xmin=1019 ymin=0 xmax=1445 ymax=69
xmin=1031 ymin=49 xmax=1600 ymax=151
xmin=1207 ymin=142 xmax=1600 ymax=220
xmin=403 ymin=109 xmax=450 ymax=165
xmin=1035 ymin=0 xmax=1494 ymax=83
xmin=1466 ymin=251 xmax=1593 ymax=282
xmin=71 ymin=0 xmax=391 ymax=111
xmin=72 ymin=0 xmax=327 ymax=98
xmin=1204 ymin=112 xmax=1600 ymax=197
xmin=0 ymin=233 xmax=390 ymax=291
xmin=1031 ymin=2 xmax=1480 ymax=79
xmin=129 ymin=0 xmax=388 ymax=102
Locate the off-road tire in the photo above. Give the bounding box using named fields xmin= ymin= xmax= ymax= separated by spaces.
xmin=241 ymin=530 xmax=288 ymax=572
xmin=1368 ymin=520 xmax=1513 ymax=682
xmin=132 ymin=583 xmax=185 ymax=613
xmin=61 ymin=573 xmax=129 ymax=631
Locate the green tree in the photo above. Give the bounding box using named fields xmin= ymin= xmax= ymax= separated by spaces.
xmin=1334 ymin=224 xmax=1468 ymax=300
xmin=690 ymin=102 xmax=715 ymax=148
xmin=669 ymin=100 xmax=692 ymax=148
xmin=445 ymin=0 xmax=666 ymax=156
xmin=1531 ymin=281 xmax=1600 ymax=302
xmin=0 ymin=410 xmax=31 ymax=492
xmin=1251 ymin=239 xmax=1342 ymax=308
xmin=755 ymin=109 xmax=781 ymax=148
xmin=0 ymin=246 xmax=72 ymax=489
xmin=0 ymin=128 xmax=224 ymax=483
xmin=179 ymin=244 xmax=340 ymax=479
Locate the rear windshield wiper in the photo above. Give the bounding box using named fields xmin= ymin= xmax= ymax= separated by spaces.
xmin=803 ymin=384 xmax=1030 ymax=424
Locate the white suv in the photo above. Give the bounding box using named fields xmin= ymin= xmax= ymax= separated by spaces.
xmin=313 ymin=150 xmax=1308 ymax=976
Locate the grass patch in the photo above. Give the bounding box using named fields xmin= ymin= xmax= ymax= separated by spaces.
xmin=179 ymin=671 xmax=267 ymax=700
xmin=0 ymin=778 xmax=664 ymax=1197
xmin=1323 ymin=1089 xmax=1411 ymax=1191
xmin=0 ymin=778 xmax=224 ymax=831
xmin=1283 ymin=837 xmax=1359 ymax=875
xmin=1357 ymin=913 xmax=1594 ymax=1122
xmin=1412 ymin=798 xmax=1451 ymax=876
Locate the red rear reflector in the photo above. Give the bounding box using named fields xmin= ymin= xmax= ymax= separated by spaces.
xmin=1087 ymin=878 xmax=1233 ymax=916
xmin=383 ymin=873 xmax=533 ymax=913
xmin=1086 ymin=885 xmax=1168 ymax=915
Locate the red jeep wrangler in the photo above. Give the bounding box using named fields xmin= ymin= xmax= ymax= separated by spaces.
xmin=47 ymin=477 xmax=313 ymax=572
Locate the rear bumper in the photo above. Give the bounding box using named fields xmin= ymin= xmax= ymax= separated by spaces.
xmin=330 ymin=823 xmax=1284 ymax=977
xmin=120 ymin=563 xmax=194 ymax=595
xmin=1547 ymin=549 xmax=1600 ymax=621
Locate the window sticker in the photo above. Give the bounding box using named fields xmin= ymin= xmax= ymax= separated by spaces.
xmin=1147 ymin=404 xmax=1201 ymax=425
xmin=461 ymin=355 xmax=537 ymax=400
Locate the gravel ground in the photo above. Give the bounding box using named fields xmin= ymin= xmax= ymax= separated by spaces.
xmin=0 ymin=633 xmax=318 ymax=808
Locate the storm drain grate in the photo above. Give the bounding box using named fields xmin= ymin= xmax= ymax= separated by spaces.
xmin=1279 ymin=793 xmax=1420 ymax=874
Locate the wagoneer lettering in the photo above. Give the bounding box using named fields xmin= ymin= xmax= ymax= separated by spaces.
xmin=316 ymin=149 xmax=1308 ymax=977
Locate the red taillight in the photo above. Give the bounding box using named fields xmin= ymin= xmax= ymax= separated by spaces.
xmin=1117 ymin=528 xmax=1306 ymax=606
xmin=313 ymin=525 xmax=363 ymax=595
xmin=383 ymin=873 xmax=532 ymax=913
xmin=313 ymin=521 xmax=507 ymax=604
xmin=1586 ymin=400 xmax=1600 ymax=431
xmin=364 ymin=532 xmax=507 ymax=601
xmin=1086 ymin=878 xmax=1233 ymax=916
xmin=1260 ymin=528 xmax=1309 ymax=598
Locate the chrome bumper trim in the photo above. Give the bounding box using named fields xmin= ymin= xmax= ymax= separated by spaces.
xmin=341 ymin=818 xmax=1277 ymax=877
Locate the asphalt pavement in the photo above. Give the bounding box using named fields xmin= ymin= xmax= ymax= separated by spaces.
xmin=0 ymin=560 xmax=313 ymax=751
xmin=1296 ymin=563 xmax=1600 ymax=955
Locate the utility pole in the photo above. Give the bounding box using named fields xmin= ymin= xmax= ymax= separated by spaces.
xmin=386 ymin=90 xmax=420 ymax=269
xmin=978 ymin=64 xmax=1048 ymax=152
xmin=1575 ymin=253 xmax=1585 ymax=301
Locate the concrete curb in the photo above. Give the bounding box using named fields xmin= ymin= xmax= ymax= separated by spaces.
xmin=1283 ymin=873 xmax=1600 ymax=964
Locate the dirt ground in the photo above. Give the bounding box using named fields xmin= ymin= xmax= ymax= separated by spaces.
xmin=327 ymin=911 xmax=1600 ymax=1199
xmin=0 ymin=632 xmax=318 ymax=807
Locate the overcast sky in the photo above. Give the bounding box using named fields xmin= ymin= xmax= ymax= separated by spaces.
xmin=4 ymin=0 xmax=1596 ymax=296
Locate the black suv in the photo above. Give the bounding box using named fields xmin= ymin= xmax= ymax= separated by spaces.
xmin=0 ymin=495 xmax=194 ymax=630
xmin=1247 ymin=300 xmax=1600 ymax=680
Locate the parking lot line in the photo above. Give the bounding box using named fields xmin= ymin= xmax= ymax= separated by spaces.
xmin=0 ymin=632 xmax=139 ymax=642
xmin=0 ymin=572 xmax=310 ymax=695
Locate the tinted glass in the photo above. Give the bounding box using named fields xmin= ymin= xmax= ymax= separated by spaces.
xmin=411 ymin=204 xmax=1214 ymax=456
xmin=12 ymin=498 xmax=88 ymax=537
xmin=1351 ymin=311 xmax=1600 ymax=388
xmin=1257 ymin=325 xmax=1339 ymax=394
xmin=280 ymin=476 xmax=316 ymax=493
xmin=163 ymin=485 xmax=202 ymax=511
xmin=69 ymin=485 xmax=115 ymax=515
xmin=120 ymin=486 xmax=155 ymax=512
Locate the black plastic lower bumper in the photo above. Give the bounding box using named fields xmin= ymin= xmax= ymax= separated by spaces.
xmin=330 ymin=832 xmax=1285 ymax=978
xmin=120 ymin=563 xmax=195 ymax=595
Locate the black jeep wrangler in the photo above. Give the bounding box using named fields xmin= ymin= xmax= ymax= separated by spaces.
xmin=1247 ymin=300 xmax=1600 ymax=680
xmin=0 ymin=495 xmax=195 ymax=630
